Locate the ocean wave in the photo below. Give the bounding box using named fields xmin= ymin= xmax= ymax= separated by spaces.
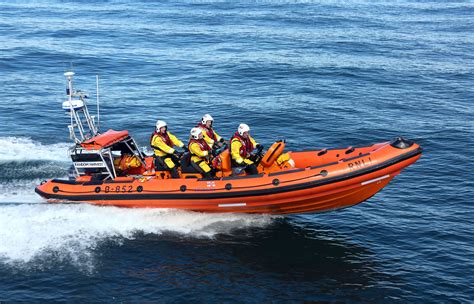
xmin=0 ymin=137 xmax=70 ymax=163
xmin=0 ymin=179 xmax=55 ymax=204
xmin=0 ymin=161 xmax=68 ymax=181
xmin=0 ymin=204 xmax=274 ymax=271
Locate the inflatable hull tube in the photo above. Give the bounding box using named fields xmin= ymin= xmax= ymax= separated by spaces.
xmin=35 ymin=139 xmax=422 ymax=215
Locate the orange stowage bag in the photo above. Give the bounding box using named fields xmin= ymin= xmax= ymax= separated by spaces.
xmin=114 ymin=154 xmax=141 ymax=171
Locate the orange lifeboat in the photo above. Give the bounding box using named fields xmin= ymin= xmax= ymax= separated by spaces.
xmin=36 ymin=72 xmax=422 ymax=214
xmin=35 ymin=132 xmax=422 ymax=214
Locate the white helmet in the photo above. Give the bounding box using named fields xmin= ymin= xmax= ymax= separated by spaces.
xmin=238 ymin=123 xmax=250 ymax=136
xmin=156 ymin=120 xmax=167 ymax=131
xmin=190 ymin=127 xmax=202 ymax=139
xmin=202 ymin=114 xmax=214 ymax=125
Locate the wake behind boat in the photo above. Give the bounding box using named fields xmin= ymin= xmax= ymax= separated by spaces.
xmin=35 ymin=72 xmax=422 ymax=214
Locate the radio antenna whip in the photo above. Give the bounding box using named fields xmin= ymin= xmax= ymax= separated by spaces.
xmin=96 ymin=75 xmax=100 ymax=131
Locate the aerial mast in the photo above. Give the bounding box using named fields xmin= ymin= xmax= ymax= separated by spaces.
xmin=62 ymin=72 xmax=99 ymax=143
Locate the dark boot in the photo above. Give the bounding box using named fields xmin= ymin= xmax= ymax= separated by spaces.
xmin=201 ymin=171 xmax=213 ymax=179
xmin=245 ymin=164 xmax=258 ymax=175
xmin=170 ymin=167 xmax=180 ymax=179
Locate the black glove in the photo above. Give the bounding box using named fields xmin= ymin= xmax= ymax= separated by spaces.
xmin=256 ymin=144 xmax=264 ymax=151
xmin=174 ymin=151 xmax=183 ymax=158
xmin=182 ymin=146 xmax=189 ymax=152
xmin=219 ymin=138 xmax=225 ymax=143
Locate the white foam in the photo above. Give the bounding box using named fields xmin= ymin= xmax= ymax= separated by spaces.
xmin=0 ymin=137 xmax=275 ymax=270
xmin=0 ymin=137 xmax=70 ymax=162
xmin=0 ymin=179 xmax=49 ymax=204
xmin=0 ymin=204 xmax=274 ymax=270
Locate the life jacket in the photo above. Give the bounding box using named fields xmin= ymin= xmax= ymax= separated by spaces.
xmin=150 ymin=130 xmax=173 ymax=150
xmin=197 ymin=122 xmax=217 ymax=142
xmin=188 ymin=138 xmax=212 ymax=157
xmin=230 ymin=132 xmax=254 ymax=159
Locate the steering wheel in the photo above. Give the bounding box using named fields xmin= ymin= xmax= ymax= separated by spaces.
xmin=212 ymin=142 xmax=228 ymax=157
xmin=249 ymin=145 xmax=265 ymax=165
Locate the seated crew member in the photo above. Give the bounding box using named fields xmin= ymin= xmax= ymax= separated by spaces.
xmin=150 ymin=120 xmax=185 ymax=179
xmin=230 ymin=123 xmax=262 ymax=176
xmin=197 ymin=114 xmax=226 ymax=149
xmin=189 ymin=127 xmax=215 ymax=179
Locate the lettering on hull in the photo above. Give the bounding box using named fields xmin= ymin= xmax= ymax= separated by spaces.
xmin=348 ymin=157 xmax=372 ymax=170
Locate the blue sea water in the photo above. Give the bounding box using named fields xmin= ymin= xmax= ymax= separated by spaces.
xmin=0 ymin=0 xmax=473 ymax=302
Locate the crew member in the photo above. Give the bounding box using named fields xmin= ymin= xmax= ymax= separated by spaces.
xmin=197 ymin=114 xmax=225 ymax=148
xmin=150 ymin=120 xmax=185 ymax=178
xmin=230 ymin=123 xmax=262 ymax=175
xmin=188 ymin=127 xmax=214 ymax=179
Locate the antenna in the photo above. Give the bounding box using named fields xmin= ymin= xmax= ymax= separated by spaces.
xmin=62 ymin=72 xmax=99 ymax=143
xmin=96 ymin=75 xmax=100 ymax=132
